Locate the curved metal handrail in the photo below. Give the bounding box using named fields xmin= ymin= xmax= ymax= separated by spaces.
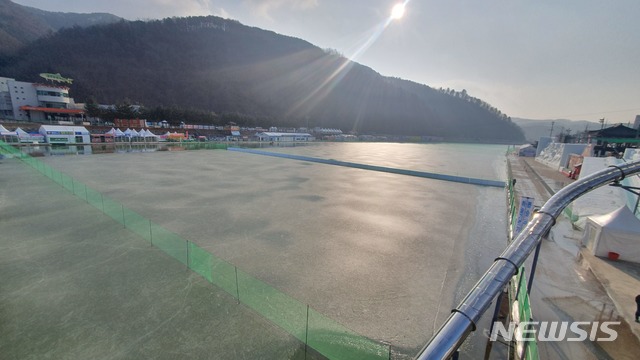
xmin=415 ymin=160 xmax=640 ymax=360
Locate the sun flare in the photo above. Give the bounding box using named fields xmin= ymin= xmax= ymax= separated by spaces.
xmin=391 ymin=3 xmax=405 ymax=20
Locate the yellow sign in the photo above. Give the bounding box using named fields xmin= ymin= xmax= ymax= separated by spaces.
xmin=39 ymin=73 xmax=73 ymax=84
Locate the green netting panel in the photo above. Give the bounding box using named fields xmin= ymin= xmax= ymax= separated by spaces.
xmin=61 ymin=173 xmax=74 ymax=192
xmin=123 ymin=208 xmax=151 ymax=241
xmin=525 ymin=339 xmax=539 ymax=360
xmin=516 ymin=268 xmax=539 ymax=360
xmin=188 ymin=243 xmax=213 ymax=283
xmin=0 ymin=142 xmax=19 ymax=155
xmin=517 ymin=268 xmax=529 ymax=321
xmin=72 ymin=179 xmax=87 ymax=201
xmin=1 ymin=146 xmax=391 ymax=359
xmin=102 ymin=196 xmax=125 ymax=225
xmin=21 ymin=155 xmax=34 ymax=166
xmin=149 ymin=222 xmax=188 ymax=265
xmin=236 ymin=268 xmax=307 ymax=341
xmin=42 ymin=163 xmax=52 ymax=178
xmin=50 ymin=168 xmax=63 ymax=186
xmin=86 ymin=187 xmax=103 ymax=211
xmin=209 ymin=255 xmax=239 ymax=298
xmin=308 ymin=307 xmax=388 ymax=360
xmin=30 ymin=157 xmax=42 ymax=172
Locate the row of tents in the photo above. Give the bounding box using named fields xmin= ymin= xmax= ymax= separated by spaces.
xmin=106 ymin=128 xmax=159 ymax=139
xmin=0 ymin=125 xmax=45 ymax=143
xmin=104 ymin=128 xmax=187 ymax=141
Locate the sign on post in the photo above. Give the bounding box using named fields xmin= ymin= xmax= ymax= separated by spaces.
xmin=514 ymin=196 xmax=535 ymax=236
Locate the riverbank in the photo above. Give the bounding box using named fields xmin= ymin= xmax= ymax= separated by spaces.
xmin=509 ymin=155 xmax=640 ymax=359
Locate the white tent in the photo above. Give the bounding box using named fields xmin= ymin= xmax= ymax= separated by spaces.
xmin=115 ymin=128 xmax=125 ymax=137
xmin=123 ymin=128 xmax=132 ymax=137
xmin=144 ymin=129 xmax=157 ymax=137
xmin=582 ymin=206 xmax=640 ymax=262
xmin=0 ymin=124 xmax=16 ymax=136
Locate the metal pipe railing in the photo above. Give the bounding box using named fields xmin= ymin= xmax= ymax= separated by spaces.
xmin=415 ymin=160 xmax=640 ymax=360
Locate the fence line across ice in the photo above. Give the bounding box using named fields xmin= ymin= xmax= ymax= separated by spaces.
xmin=0 ymin=141 xmax=391 ymax=360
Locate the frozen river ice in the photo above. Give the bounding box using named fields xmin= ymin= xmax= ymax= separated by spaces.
xmin=0 ymin=142 xmax=510 ymax=359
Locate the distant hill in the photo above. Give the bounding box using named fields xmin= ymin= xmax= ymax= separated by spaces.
xmin=0 ymin=15 xmax=524 ymax=142
xmin=512 ymin=118 xmax=602 ymax=143
xmin=0 ymin=0 xmax=121 ymax=56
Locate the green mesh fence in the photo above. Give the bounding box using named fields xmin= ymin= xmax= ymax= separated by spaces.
xmin=308 ymin=307 xmax=389 ymax=360
xmin=188 ymin=242 xmax=214 ymax=283
xmin=1 ymin=140 xmax=390 ymax=360
xmin=515 ymin=269 xmax=539 ymax=360
xmin=237 ymin=267 xmax=308 ymax=340
xmin=506 ymin=164 xmax=539 ymax=360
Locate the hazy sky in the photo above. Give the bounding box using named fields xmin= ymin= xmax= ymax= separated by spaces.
xmin=13 ymin=0 xmax=640 ymax=123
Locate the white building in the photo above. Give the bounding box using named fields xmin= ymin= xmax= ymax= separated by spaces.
xmin=255 ymin=132 xmax=314 ymax=142
xmin=39 ymin=125 xmax=90 ymax=144
xmin=0 ymin=76 xmax=84 ymax=122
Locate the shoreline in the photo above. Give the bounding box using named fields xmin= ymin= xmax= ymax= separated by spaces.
xmin=509 ymin=155 xmax=640 ymax=359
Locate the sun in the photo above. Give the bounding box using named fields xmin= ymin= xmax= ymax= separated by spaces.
xmin=391 ymin=3 xmax=406 ymax=20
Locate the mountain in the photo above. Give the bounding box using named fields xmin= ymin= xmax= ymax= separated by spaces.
xmin=0 ymin=15 xmax=525 ymax=142
xmin=512 ymin=118 xmax=602 ymax=142
xmin=0 ymin=0 xmax=121 ymax=55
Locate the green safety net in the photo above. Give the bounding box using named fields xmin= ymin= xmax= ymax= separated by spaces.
xmin=0 ymin=141 xmax=390 ymax=360
xmin=507 ymin=268 xmax=539 ymax=360
xmin=506 ymin=169 xmax=539 ymax=360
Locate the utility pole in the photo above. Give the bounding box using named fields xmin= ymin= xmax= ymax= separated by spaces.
xmin=599 ymin=118 xmax=605 ymax=130
xmin=549 ymin=121 xmax=555 ymax=138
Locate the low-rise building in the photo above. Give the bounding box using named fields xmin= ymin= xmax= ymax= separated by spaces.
xmin=254 ymin=132 xmax=314 ymax=142
xmin=0 ymin=74 xmax=84 ymax=123
xmin=39 ymin=125 xmax=90 ymax=144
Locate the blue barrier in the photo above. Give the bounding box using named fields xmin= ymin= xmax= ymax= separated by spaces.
xmin=227 ymin=147 xmax=505 ymax=188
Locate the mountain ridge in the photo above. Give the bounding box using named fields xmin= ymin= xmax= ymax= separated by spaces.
xmin=0 ymin=12 xmax=524 ymax=142
xmin=0 ymin=0 xmax=121 ymax=55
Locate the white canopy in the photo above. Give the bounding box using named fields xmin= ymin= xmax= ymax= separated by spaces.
xmin=123 ymin=128 xmax=132 ymax=136
xmin=583 ymin=206 xmax=640 ymax=263
xmin=14 ymin=127 xmax=29 ymax=136
xmin=130 ymin=129 xmax=140 ymax=137
xmin=105 ymin=128 xmax=116 ymax=136
xmin=0 ymin=124 xmax=16 ymax=135
xmin=144 ymin=129 xmax=157 ymax=137
xmin=115 ymin=128 xmax=125 ymax=136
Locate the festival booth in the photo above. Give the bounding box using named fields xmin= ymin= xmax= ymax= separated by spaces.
xmin=167 ymin=131 xmax=186 ymax=142
xmin=0 ymin=125 xmax=18 ymax=142
xmin=582 ymin=206 xmax=640 ymax=263
xmin=15 ymin=127 xmax=45 ymax=143
xmin=130 ymin=129 xmax=142 ymax=142
xmin=142 ymin=129 xmax=158 ymax=142
xmin=114 ymin=128 xmax=126 ymax=142
xmin=39 ymin=125 xmax=90 ymax=144
xmin=92 ymin=128 xmax=115 ymax=143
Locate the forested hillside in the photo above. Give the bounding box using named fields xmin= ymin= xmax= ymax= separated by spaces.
xmin=0 ymin=15 xmax=524 ymax=142
xmin=0 ymin=0 xmax=120 ymax=56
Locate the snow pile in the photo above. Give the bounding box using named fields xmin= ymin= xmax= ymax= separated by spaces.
xmin=536 ymin=143 xmax=588 ymax=170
